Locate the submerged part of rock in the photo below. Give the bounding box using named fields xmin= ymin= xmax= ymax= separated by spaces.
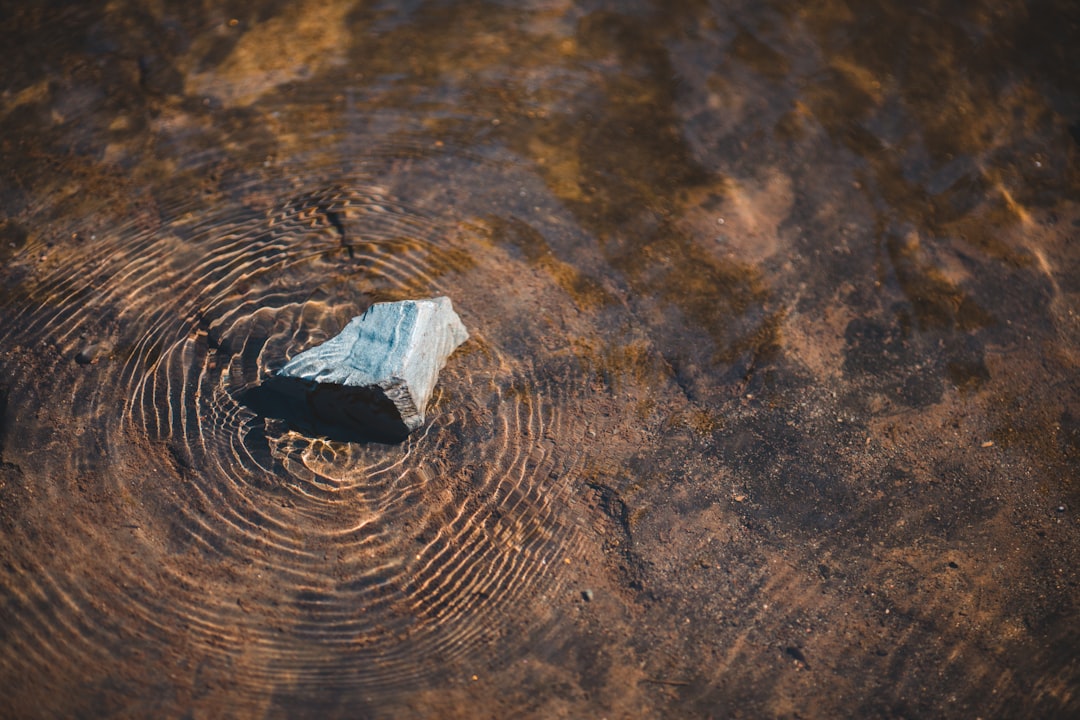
xmin=271 ymin=297 xmax=468 ymax=442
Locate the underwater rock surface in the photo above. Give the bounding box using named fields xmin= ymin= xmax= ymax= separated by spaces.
xmin=274 ymin=297 xmax=468 ymax=441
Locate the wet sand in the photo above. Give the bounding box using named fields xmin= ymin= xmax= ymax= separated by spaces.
xmin=1 ymin=1 xmax=1078 ymax=717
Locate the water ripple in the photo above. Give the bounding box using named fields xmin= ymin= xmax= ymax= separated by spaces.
xmin=0 ymin=178 xmax=592 ymax=703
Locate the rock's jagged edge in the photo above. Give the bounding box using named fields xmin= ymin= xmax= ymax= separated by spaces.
xmin=259 ymin=297 xmax=468 ymax=443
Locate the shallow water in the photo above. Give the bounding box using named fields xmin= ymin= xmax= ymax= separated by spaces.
xmin=1 ymin=1 xmax=1078 ymax=717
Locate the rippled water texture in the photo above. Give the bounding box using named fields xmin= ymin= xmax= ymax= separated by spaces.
xmin=1 ymin=1 xmax=1078 ymax=718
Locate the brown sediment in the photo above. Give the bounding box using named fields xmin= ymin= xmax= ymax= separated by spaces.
xmin=0 ymin=1 xmax=1078 ymax=718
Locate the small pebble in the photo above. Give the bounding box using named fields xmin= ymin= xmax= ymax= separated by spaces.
xmin=581 ymin=589 xmax=593 ymax=602
xmin=75 ymin=344 xmax=104 ymax=365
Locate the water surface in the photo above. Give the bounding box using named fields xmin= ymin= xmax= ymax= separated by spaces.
xmin=1 ymin=1 xmax=1078 ymax=717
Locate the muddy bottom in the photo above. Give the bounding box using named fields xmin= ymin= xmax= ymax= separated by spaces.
xmin=1 ymin=1 xmax=1078 ymax=718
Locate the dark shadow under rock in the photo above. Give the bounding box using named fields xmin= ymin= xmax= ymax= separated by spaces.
xmin=239 ymin=376 xmax=410 ymax=444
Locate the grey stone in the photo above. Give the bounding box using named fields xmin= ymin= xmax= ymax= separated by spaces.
xmin=272 ymin=297 xmax=468 ymax=442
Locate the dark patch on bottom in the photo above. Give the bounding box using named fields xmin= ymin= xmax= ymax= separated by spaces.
xmin=0 ymin=461 xmax=27 ymax=533
xmin=784 ymin=646 xmax=810 ymax=669
xmin=946 ymin=357 xmax=991 ymax=392
xmin=0 ymin=220 xmax=28 ymax=264
xmin=898 ymin=372 xmax=943 ymax=407
xmin=1060 ymin=408 xmax=1080 ymax=458
xmin=587 ymin=482 xmax=651 ymax=598
xmin=0 ymin=383 xmax=8 ymax=462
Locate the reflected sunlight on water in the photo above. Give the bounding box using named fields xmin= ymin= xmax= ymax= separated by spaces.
xmin=0 ymin=1 xmax=1078 ymax=717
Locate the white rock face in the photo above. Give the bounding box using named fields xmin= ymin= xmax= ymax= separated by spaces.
xmin=276 ymin=297 xmax=468 ymax=438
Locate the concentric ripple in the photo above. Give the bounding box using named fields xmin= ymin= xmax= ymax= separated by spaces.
xmin=0 ymin=179 xmax=595 ymax=706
